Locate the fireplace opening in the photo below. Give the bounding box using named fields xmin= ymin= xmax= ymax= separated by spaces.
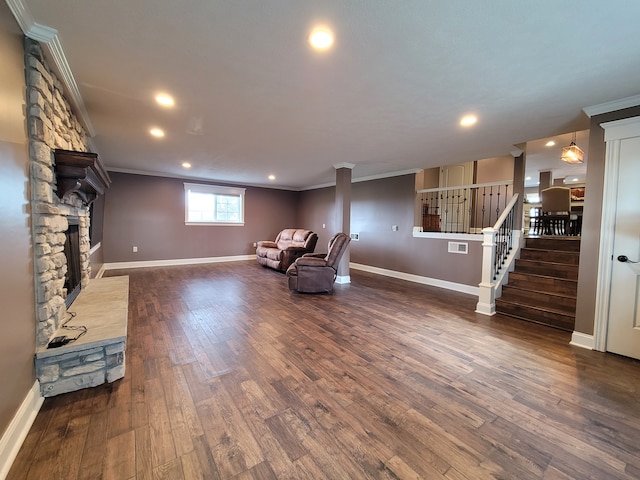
xmin=64 ymin=216 xmax=82 ymax=308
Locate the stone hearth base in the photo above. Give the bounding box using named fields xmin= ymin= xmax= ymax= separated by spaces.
xmin=35 ymin=276 xmax=129 ymax=397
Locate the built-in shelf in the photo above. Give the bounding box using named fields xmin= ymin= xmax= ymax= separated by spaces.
xmin=54 ymin=149 xmax=111 ymax=205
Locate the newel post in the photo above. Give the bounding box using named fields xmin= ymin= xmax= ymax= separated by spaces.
xmin=476 ymin=227 xmax=497 ymax=315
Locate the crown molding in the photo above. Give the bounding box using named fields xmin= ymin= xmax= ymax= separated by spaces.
xmin=333 ymin=162 xmax=356 ymax=170
xmin=6 ymin=0 xmax=96 ymax=137
xmin=303 ymin=168 xmax=422 ymax=191
xmin=105 ymin=167 xmax=300 ymax=191
xmin=583 ymin=94 xmax=640 ymax=118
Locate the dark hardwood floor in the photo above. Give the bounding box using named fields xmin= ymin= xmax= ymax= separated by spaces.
xmin=8 ymin=262 xmax=640 ymax=479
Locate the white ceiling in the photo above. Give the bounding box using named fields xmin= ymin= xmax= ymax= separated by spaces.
xmin=11 ymin=0 xmax=640 ymax=189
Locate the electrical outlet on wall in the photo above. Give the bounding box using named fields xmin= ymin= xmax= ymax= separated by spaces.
xmin=132 ymin=246 xmax=138 ymax=253
xmin=253 ymin=242 xmax=257 ymax=247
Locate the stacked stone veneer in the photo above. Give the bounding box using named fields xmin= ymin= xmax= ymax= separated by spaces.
xmin=37 ymin=343 xmax=125 ymax=397
xmin=25 ymin=38 xmax=91 ymax=348
xmin=25 ymin=38 xmax=126 ymax=396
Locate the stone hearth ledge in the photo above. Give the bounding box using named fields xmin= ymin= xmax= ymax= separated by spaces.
xmin=35 ymin=276 xmax=129 ymax=397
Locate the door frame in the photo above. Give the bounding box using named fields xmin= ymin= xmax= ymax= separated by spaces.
xmin=593 ymin=117 xmax=640 ymax=351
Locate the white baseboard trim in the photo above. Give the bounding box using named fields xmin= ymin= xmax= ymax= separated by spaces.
xmin=350 ymin=263 xmax=479 ymax=296
xmin=104 ymin=254 xmax=257 ymax=270
xmin=475 ymin=301 xmax=496 ymax=316
xmin=94 ymin=264 xmax=106 ymax=279
xmin=570 ymin=331 xmax=595 ymax=350
xmin=89 ymin=241 xmax=101 ymax=256
xmin=335 ymin=275 xmax=351 ymax=284
xmin=0 ymin=381 xmax=44 ymax=480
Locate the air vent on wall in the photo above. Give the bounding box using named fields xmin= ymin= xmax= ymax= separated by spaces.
xmin=448 ymin=241 xmax=468 ymax=254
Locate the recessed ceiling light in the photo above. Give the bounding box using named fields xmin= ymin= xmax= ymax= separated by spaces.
xmin=155 ymin=93 xmax=175 ymax=107
xmin=268 ymin=174 xmax=276 ymax=181
xmin=150 ymin=128 xmax=165 ymax=138
xmin=459 ymin=114 xmax=477 ymax=127
xmin=525 ymin=176 xmax=532 ymax=181
xmin=545 ymin=140 xmax=556 ymax=147
xmin=308 ymin=28 xmax=334 ymax=50
xmin=182 ymin=162 xmax=191 ymax=169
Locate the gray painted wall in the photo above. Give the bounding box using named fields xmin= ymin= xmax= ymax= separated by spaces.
xmin=104 ymin=172 xmax=483 ymax=286
xmin=574 ymin=105 xmax=640 ymax=335
xmin=298 ymin=175 xmax=482 ymax=287
xmin=103 ymin=172 xmax=299 ymax=262
xmin=0 ymin=12 xmax=37 ymax=440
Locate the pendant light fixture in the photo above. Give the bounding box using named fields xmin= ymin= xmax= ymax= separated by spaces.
xmin=561 ymin=132 xmax=584 ymax=164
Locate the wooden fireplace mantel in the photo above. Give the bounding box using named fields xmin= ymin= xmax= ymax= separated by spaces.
xmin=54 ymin=149 xmax=111 ymax=205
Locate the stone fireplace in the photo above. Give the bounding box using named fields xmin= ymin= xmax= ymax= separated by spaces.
xmin=25 ymin=38 xmax=126 ymax=397
xmin=25 ymin=38 xmax=93 ymax=347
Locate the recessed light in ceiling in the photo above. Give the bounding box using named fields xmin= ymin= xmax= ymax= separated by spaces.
xmin=545 ymin=140 xmax=556 ymax=147
xmin=525 ymin=176 xmax=532 ymax=181
xmin=155 ymin=93 xmax=175 ymax=107
xmin=268 ymin=174 xmax=276 ymax=181
xmin=308 ymin=28 xmax=334 ymax=50
xmin=150 ymin=128 xmax=165 ymax=138
xmin=182 ymin=162 xmax=191 ymax=169
xmin=459 ymin=114 xmax=477 ymax=127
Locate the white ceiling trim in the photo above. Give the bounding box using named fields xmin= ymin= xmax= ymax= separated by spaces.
xmin=6 ymin=0 xmax=96 ymax=136
xmin=105 ymin=167 xmax=300 ymax=191
xmin=583 ymin=94 xmax=640 ymax=118
xmin=304 ymin=168 xmax=423 ymax=191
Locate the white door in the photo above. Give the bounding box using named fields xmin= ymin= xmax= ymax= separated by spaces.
xmin=439 ymin=162 xmax=474 ymax=233
xmin=605 ymin=134 xmax=640 ymax=359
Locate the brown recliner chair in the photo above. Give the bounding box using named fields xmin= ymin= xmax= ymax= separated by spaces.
xmin=256 ymin=229 xmax=318 ymax=272
xmin=286 ymin=233 xmax=351 ymax=293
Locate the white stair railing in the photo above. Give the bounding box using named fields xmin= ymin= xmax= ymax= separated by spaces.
xmin=476 ymin=193 xmax=522 ymax=315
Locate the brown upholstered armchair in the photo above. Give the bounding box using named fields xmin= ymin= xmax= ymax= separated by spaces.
xmin=286 ymin=233 xmax=351 ymax=293
xmin=256 ymin=229 xmax=318 ymax=272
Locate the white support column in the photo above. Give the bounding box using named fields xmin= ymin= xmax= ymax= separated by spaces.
xmin=476 ymin=227 xmax=497 ymax=315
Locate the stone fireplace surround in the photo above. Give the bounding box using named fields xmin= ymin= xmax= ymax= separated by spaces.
xmin=25 ymin=38 xmax=127 ymax=396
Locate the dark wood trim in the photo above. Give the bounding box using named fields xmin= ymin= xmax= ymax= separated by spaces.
xmin=54 ymin=149 xmax=111 ymax=205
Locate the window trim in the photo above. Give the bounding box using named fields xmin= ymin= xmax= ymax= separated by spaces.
xmin=184 ymin=182 xmax=245 ymax=226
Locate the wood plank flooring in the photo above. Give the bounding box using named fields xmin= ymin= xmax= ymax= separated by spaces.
xmin=8 ymin=262 xmax=640 ymax=479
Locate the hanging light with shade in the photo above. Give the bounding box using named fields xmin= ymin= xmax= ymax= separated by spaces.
xmin=561 ymin=132 xmax=584 ymax=164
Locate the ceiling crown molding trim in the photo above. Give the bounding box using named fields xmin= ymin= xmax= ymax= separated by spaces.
xmin=583 ymin=94 xmax=640 ymax=118
xmin=6 ymin=0 xmax=96 ymax=137
xmin=303 ymin=168 xmax=423 ymax=191
xmin=333 ymin=162 xmax=356 ymax=170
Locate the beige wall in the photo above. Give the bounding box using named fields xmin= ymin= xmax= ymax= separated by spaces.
xmin=475 ymin=156 xmax=514 ymax=184
xmin=0 ymin=11 xmax=36 ymax=438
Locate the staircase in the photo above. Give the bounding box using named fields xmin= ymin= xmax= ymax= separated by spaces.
xmin=496 ymin=237 xmax=580 ymax=331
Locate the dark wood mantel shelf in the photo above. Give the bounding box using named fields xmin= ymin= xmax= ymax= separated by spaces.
xmin=54 ymin=149 xmax=111 ymax=205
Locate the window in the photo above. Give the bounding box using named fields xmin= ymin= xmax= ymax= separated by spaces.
xmin=184 ymin=183 xmax=245 ymax=225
